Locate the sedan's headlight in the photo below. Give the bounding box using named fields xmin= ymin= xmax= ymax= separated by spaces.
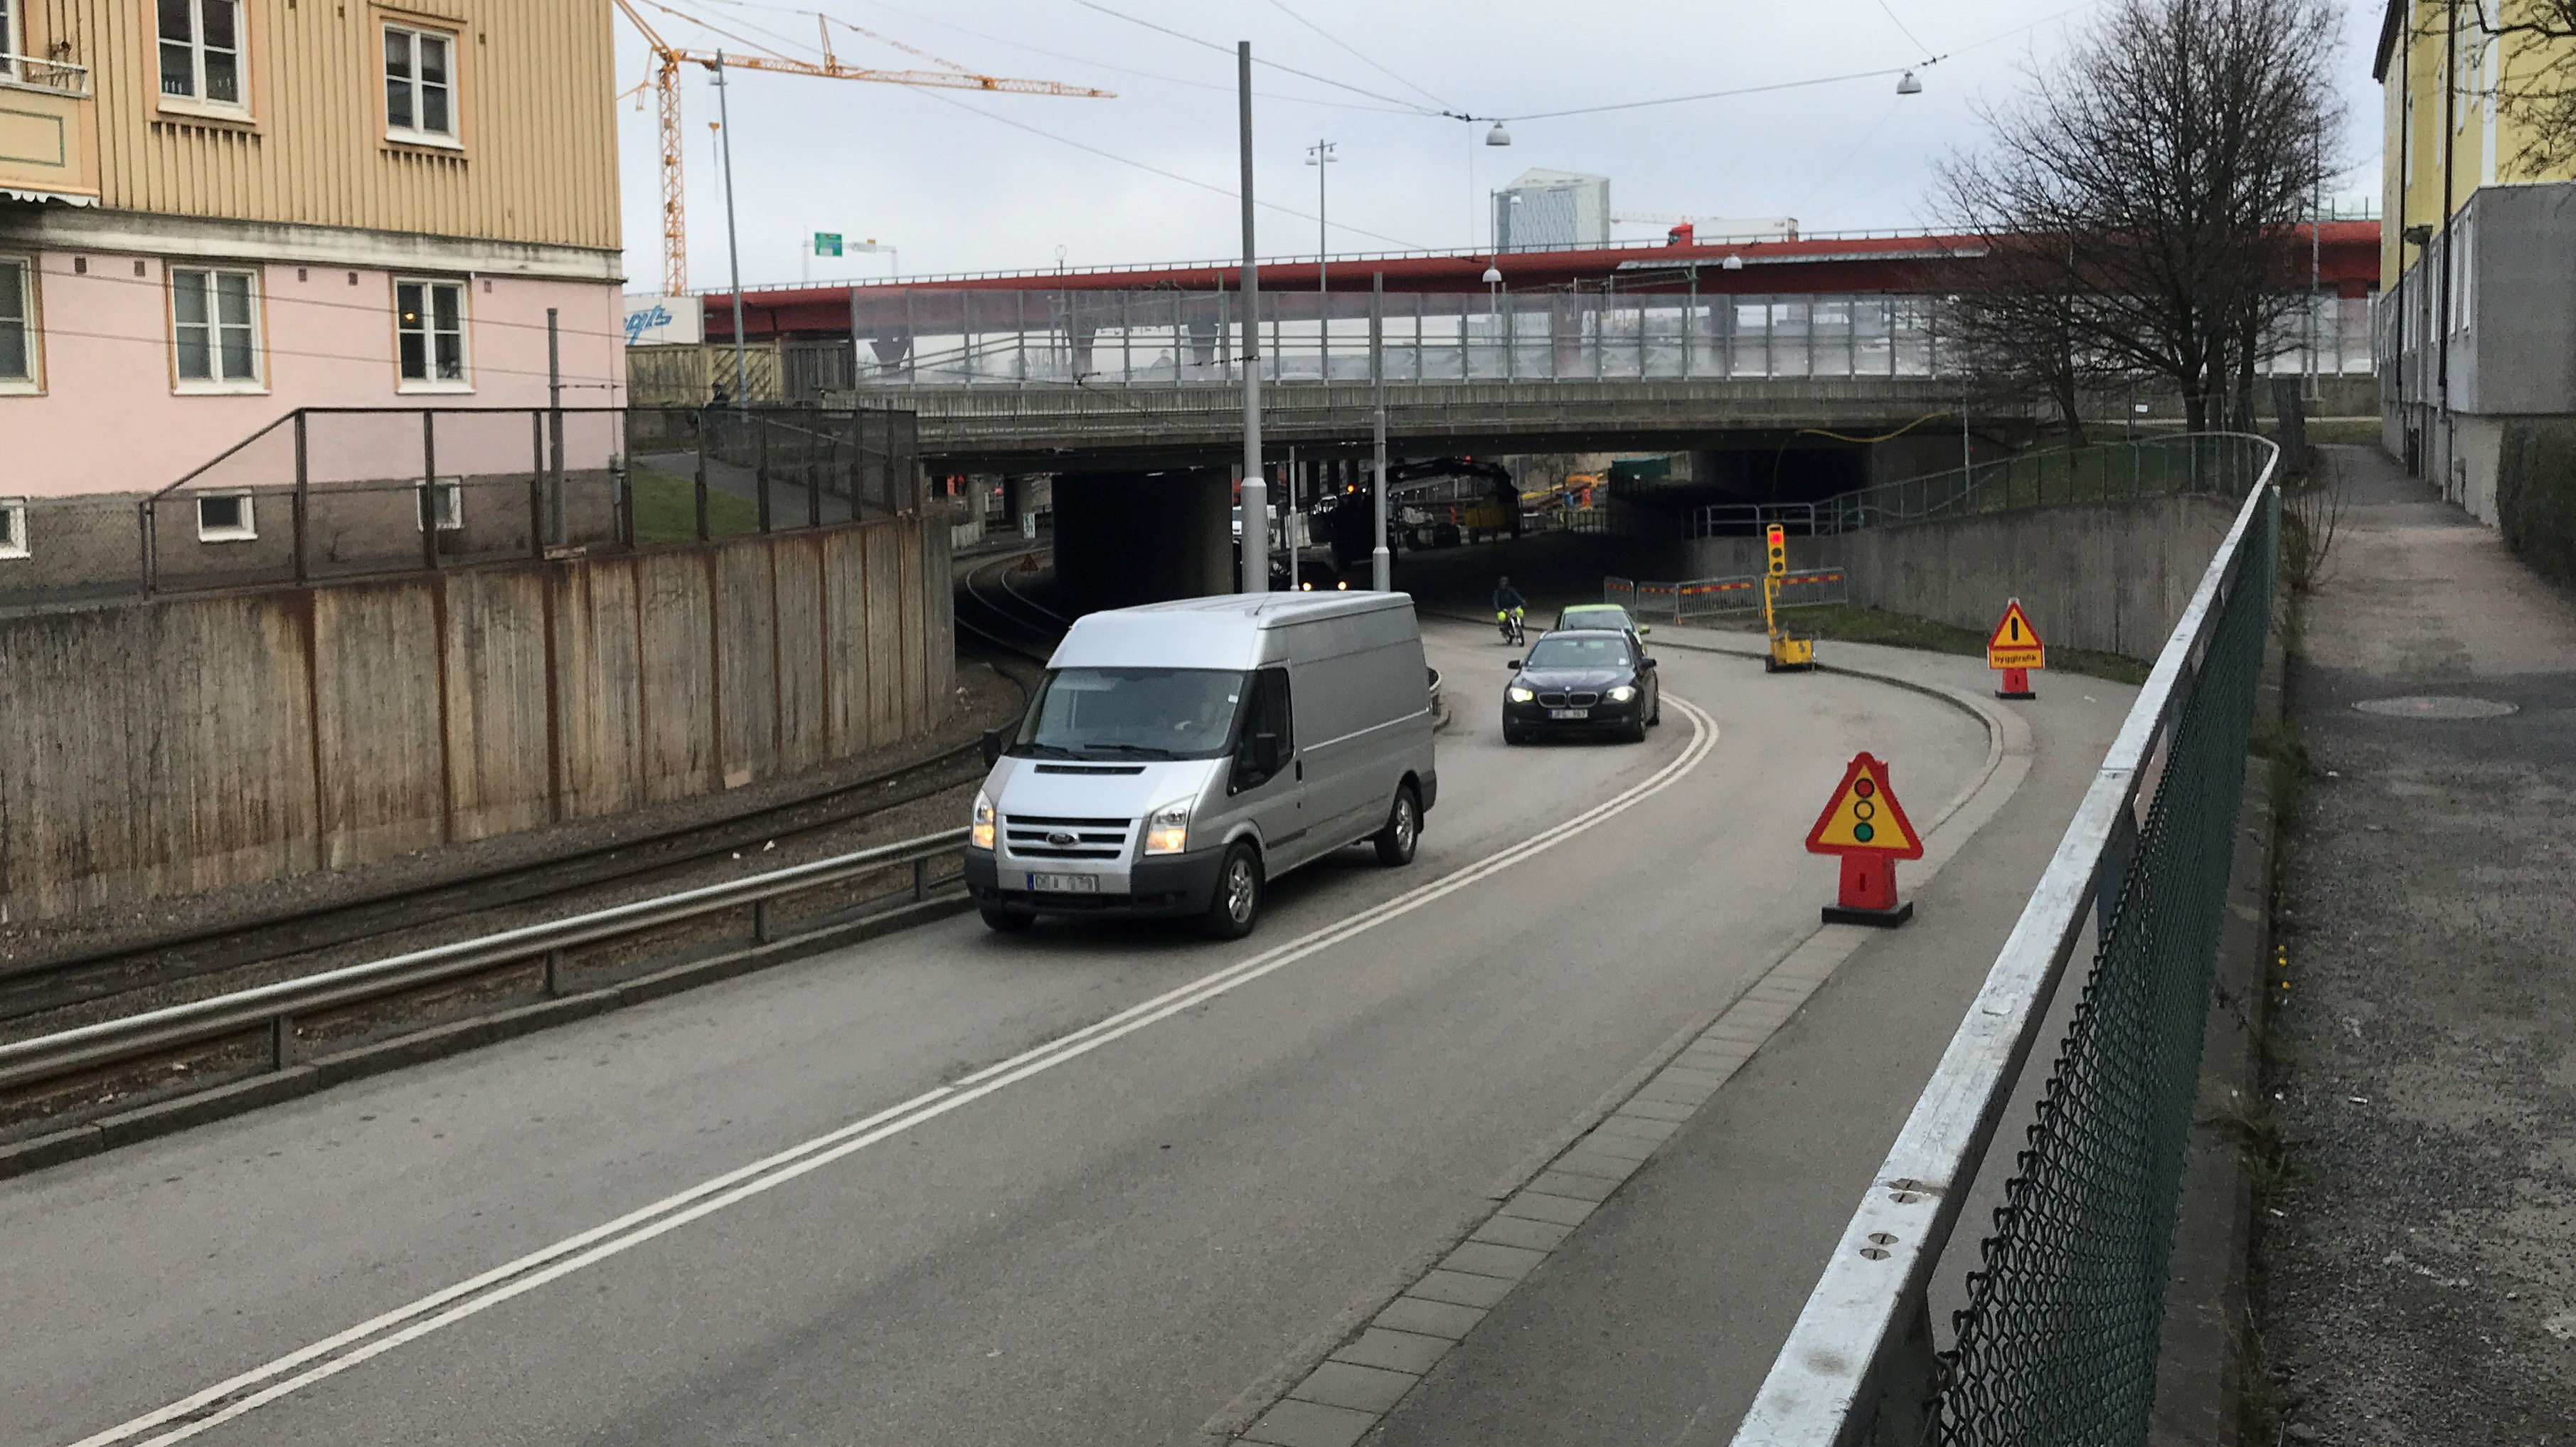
xmin=1606 ymin=684 xmax=1637 ymax=703
xmin=1507 ymin=685 xmax=1536 ymax=703
xmin=1144 ymin=800 xmax=1191 ymax=854
xmin=972 ymin=792 xmax=996 ymax=850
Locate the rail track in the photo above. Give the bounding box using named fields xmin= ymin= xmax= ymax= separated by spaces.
xmin=0 ymin=551 xmax=1072 ymax=1033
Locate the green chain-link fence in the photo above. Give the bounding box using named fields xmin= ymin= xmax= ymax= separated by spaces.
xmin=1928 ymin=485 xmax=2279 ymax=1445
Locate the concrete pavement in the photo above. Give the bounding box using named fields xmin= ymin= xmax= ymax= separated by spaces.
xmin=2257 ymin=446 xmax=2576 ymax=1443
xmin=3 ymin=619 xmax=2004 ymax=1447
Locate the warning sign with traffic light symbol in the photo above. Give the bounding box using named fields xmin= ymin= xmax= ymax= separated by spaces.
xmin=1765 ymin=523 xmax=1787 ymax=577
xmin=1804 ymin=752 xmax=1925 ymax=858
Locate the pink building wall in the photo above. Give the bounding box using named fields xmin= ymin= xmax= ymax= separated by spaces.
xmin=7 ymin=252 xmax=626 ymax=499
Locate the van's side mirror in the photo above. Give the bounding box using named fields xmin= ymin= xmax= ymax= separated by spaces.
xmin=981 ymin=728 xmax=1006 ymax=765
xmin=1248 ymin=732 xmax=1283 ymax=776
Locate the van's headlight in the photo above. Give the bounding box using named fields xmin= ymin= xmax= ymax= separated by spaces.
xmin=1144 ymin=801 xmax=1191 ymax=854
xmin=1606 ymin=684 xmax=1637 ymax=703
xmin=1507 ymin=685 xmax=1536 ymax=703
xmin=972 ymin=792 xmax=996 ymax=850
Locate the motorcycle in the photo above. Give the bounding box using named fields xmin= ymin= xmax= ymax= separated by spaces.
xmin=1496 ymin=607 xmax=1526 ymax=646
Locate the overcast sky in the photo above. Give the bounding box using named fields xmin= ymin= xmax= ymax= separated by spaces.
xmin=612 ymin=0 xmax=2388 ymax=295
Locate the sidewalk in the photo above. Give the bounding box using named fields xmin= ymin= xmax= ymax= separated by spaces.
xmin=1319 ymin=640 xmax=2139 ymax=1447
xmin=2257 ymin=446 xmax=2576 ymax=1442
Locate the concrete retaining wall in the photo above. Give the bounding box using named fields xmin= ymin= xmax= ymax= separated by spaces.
xmin=0 ymin=514 xmax=953 ymax=922
xmin=1682 ymin=491 xmax=2239 ymax=657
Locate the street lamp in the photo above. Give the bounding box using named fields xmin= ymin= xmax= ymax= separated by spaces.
xmin=1895 ymin=70 xmax=1922 ymax=95
xmin=710 ymin=53 xmax=747 ymax=408
xmin=1306 ymin=139 xmax=1336 ymax=295
xmin=1486 ymin=120 xmax=1512 ymax=146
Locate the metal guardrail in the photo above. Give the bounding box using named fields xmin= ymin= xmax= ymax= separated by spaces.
xmin=1730 ymin=437 xmax=2280 ymax=1446
xmin=0 ymin=828 xmax=971 ymax=1098
xmin=1814 ymin=433 xmax=2265 ymax=535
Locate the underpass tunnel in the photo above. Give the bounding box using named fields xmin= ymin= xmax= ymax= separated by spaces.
xmin=1049 ymin=466 xmax=1235 ymax=610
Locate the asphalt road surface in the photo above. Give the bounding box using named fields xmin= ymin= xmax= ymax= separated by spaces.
xmin=4 ymin=619 xmax=1991 ymax=1447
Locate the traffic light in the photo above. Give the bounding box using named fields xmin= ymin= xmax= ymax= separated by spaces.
xmin=1765 ymin=523 xmax=1787 ymax=577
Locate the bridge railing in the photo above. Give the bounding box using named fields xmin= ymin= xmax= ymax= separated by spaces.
xmin=1730 ymin=436 xmax=2280 ymax=1446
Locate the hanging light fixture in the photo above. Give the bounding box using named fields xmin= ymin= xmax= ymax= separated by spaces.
xmin=1485 ymin=120 xmax=1512 ymax=146
xmin=1481 ymin=265 xmax=1503 ymax=284
xmin=1895 ymin=70 xmax=1922 ymax=95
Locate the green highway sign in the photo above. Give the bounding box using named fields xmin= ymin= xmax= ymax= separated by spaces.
xmin=814 ymin=232 xmax=843 ymax=257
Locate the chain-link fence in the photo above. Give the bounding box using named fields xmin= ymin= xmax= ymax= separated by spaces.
xmin=1731 ymin=438 xmax=2280 ymax=1447
xmin=1930 ymin=483 xmax=2277 ymax=1446
xmin=0 ymin=405 xmax=919 ymax=610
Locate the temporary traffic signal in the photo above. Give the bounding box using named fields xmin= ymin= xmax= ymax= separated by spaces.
xmin=1804 ymin=751 xmax=1924 ymax=926
xmin=1765 ymin=523 xmax=1787 ymax=577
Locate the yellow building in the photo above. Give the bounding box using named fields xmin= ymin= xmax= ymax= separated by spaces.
xmin=2374 ymin=0 xmax=2576 ymax=521
xmin=0 ymin=1 xmax=622 ymax=588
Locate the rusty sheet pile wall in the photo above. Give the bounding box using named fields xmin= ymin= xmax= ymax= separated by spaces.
xmin=0 ymin=514 xmax=953 ymax=921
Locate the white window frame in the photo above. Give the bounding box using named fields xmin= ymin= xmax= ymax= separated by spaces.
xmin=195 ymin=491 xmax=256 ymax=543
xmin=393 ymin=277 xmax=472 ymax=391
xmin=382 ymin=22 xmax=459 ymax=147
xmin=0 ymin=255 xmax=38 ymax=394
xmin=157 ymin=0 xmax=248 ymax=115
xmin=1 ymin=1 xmax=17 ymax=85
xmin=416 ymin=477 xmax=464 ymax=532
xmin=171 ymin=265 xmax=265 ymax=393
xmin=0 ymin=498 xmax=27 ymax=561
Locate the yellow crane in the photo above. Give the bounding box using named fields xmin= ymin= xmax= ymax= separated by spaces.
xmin=613 ymin=0 xmax=1113 ymax=296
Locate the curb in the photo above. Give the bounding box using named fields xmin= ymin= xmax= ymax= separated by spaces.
xmin=0 ymin=891 xmax=975 ymax=1182
xmin=1205 ymin=629 xmax=2035 ymax=1447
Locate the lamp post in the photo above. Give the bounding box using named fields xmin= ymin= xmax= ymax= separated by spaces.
xmin=1306 ymin=139 xmax=1336 ymax=294
xmin=712 ymin=53 xmax=747 ymax=409
xmin=1238 ymin=42 xmax=1267 ymax=593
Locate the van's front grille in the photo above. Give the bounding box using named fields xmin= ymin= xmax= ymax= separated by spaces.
xmin=1003 ymin=813 xmax=1134 ymax=860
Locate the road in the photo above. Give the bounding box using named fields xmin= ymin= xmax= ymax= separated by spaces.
xmin=3 ymin=619 xmax=1994 ymax=1447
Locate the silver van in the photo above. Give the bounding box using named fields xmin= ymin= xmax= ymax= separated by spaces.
xmin=964 ymin=592 xmax=1439 ymax=938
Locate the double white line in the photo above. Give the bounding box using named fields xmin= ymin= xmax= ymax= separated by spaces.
xmin=72 ymin=697 xmax=1720 ymax=1447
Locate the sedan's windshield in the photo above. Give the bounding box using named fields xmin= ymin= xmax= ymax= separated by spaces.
xmin=1523 ymin=635 xmax=1631 ymax=670
xmin=1013 ymin=667 xmax=1248 ymax=760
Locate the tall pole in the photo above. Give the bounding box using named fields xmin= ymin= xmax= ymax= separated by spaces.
xmin=715 ymin=53 xmax=748 ymax=409
xmin=1307 ymin=139 xmax=1335 ymax=295
xmin=1371 ymin=270 xmax=1390 ymax=592
xmin=1238 ymin=42 xmax=1267 ymax=593
xmin=2437 ymin=0 xmax=2458 ymax=499
xmin=546 ymin=307 xmax=565 ymax=545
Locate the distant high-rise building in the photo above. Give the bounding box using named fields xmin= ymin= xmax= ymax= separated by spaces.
xmin=1493 ymin=169 xmax=1611 ymax=251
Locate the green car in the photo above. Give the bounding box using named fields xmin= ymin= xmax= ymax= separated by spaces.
xmin=1552 ymin=603 xmax=1649 ymax=650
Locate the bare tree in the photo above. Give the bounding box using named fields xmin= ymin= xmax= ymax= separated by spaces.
xmin=1937 ymin=0 xmax=2343 ymax=432
xmin=2426 ymin=0 xmax=2576 ymax=179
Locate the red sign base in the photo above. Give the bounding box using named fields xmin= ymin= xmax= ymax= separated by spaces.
xmin=1996 ymin=666 xmax=2035 ymax=700
xmin=1822 ymin=852 xmax=1914 ymax=928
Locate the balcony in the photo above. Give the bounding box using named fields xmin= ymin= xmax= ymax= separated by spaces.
xmin=0 ymin=55 xmax=97 ymax=205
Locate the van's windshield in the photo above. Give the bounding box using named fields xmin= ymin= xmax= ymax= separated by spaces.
xmin=1011 ymin=667 xmax=1249 ymax=760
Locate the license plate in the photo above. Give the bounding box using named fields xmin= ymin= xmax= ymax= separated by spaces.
xmin=1029 ymin=872 xmax=1100 ymax=894
xmin=1548 ymin=708 xmax=1589 ymax=720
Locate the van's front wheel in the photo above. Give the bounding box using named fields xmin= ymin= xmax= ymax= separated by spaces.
xmin=1201 ymin=842 xmax=1264 ymax=939
xmin=1373 ymin=785 xmax=1421 ymax=866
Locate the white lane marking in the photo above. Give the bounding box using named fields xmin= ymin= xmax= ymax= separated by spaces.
xmin=73 ymin=699 xmax=1718 ymax=1447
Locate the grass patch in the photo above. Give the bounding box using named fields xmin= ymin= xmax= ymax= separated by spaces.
xmin=2296 ymin=417 xmax=2382 ymax=447
xmin=1708 ymin=603 xmax=2152 ymax=685
xmin=631 ymin=464 xmax=761 ymax=544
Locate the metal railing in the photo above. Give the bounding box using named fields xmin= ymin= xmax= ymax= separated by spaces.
xmin=0 ymin=51 xmax=92 ymax=95
xmin=1730 ymin=438 xmax=2280 ymax=1446
xmin=0 ymin=829 xmax=971 ymax=1103
xmin=1604 ymin=568 xmax=1849 ymax=622
xmin=1811 ymin=433 xmax=2267 ymax=536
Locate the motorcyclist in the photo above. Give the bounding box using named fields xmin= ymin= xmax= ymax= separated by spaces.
xmin=1494 ymin=576 xmax=1527 ymax=642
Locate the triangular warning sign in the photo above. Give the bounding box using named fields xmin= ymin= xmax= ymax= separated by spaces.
xmin=1986 ymin=598 xmax=2045 ymax=671
xmin=1804 ymin=752 xmax=1925 ymax=858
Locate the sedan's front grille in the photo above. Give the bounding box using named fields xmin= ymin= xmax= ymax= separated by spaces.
xmin=1538 ymin=692 xmax=1568 ymax=707
xmin=1003 ymin=813 xmax=1134 ymax=859
xmin=1568 ymin=691 xmax=1601 ymax=706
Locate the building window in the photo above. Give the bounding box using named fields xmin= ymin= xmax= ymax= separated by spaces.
xmin=383 ymin=23 xmax=455 ymax=142
xmin=159 ymin=0 xmax=245 ymax=108
xmin=171 ymin=267 xmax=261 ymax=386
xmin=0 ymin=499 xmax=26 ymax=561
xmin=196 ymin=492 xmax=255 ymax=542
xmin=0 ymin=258 xmax=35 ymax=388
xmin=0 ymin=1 xmax=15 ymax=84
xmin=395 ymin=278 xmax=467 ymax=386
xmin=417 ymin=477 xmax=463 ymax=531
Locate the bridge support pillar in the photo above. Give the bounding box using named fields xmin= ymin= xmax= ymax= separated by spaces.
xmin=1053 ymin=467 xmax=1235 ymax=608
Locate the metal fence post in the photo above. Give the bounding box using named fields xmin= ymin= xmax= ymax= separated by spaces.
xmin=292 ymin=411 xmax=311 ymax=585
xmin=530 ymin=413 xmax=549 ymax=559
xmin=271 ymin=1014 xmax=295 ymax=1071
xmin=138 ymin=499 xmax=154 ymax=598
xmin=420 ymin=411 xmax=441 ymax=572
xmin=756 ymin=418 xmax=774 ymax=534
xmin=695 ymin=413 xmax=713 ymax=541
xmin=543 ymin=948 xmax=563 ymax=997
xmin=912 ymin=857 xmax=927 ymax=902
xmin=753 ymin=898 xmax=773 ymax=945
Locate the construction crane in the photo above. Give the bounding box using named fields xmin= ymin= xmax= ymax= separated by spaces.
xmin=613 ymin=0 xmax=1112 ymax=296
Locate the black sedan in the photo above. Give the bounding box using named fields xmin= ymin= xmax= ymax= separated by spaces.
xmin=1501 ymin=629 xmax=1661 ymax=744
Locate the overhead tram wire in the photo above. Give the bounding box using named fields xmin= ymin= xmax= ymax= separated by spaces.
xmin=1068 ymin=0 xmax=1460 ymax=119
xmin=1261 ymin=0 xmax=1455 ymax=110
